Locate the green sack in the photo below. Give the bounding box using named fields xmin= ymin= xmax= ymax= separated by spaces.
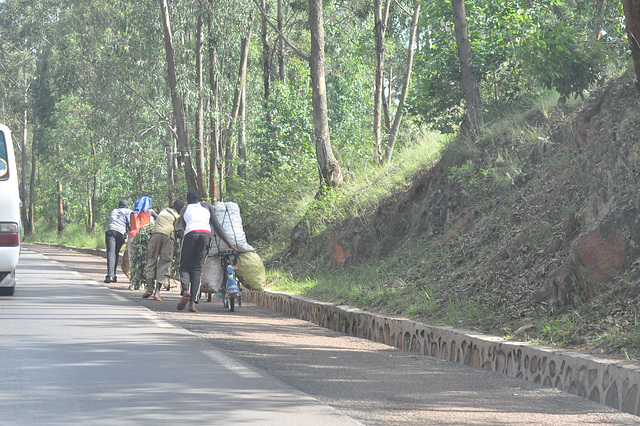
xmin=235 ymin=251 xmax=266 ymax=291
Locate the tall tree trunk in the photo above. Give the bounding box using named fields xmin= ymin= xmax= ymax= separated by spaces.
xmin=87 ymin=141 xmax=97 ymax=233
xmin=195 ymin=14 xmax=207 ymax=198
xmin=20 ymin=67 xmax=29 ymax=228
xmin=594 ymin=0 xmax=607 ymax=40
xmin=382 ymin=65 xmax=392 ymax=131
xmin=277 ymin=0 xmax=286 ymax=81
xmin=384 ymin=0 xmax=420 ymax=163
xmin=224 ymin=30 xmax=251 ymax=182
xmin=373 ymin=0 xmax=391 ymax=164
xmin=57 ymin=180 xmax=64 ymax=238
xmin=166 ymin=127 xmax=175 ymax=205
xmin=208 ymin=2 xmax=220 ymax=202
xmin=623 ymin=0 xmax=640 ymax=92
xmin=452 ymin=0 xmax=484 ymax=136
xmin=261 ymin=0 xmax=272 ymax=100
xmin=160 ymin=0 xmax=198 ymax=192
xmin=238 ymin=53 xmax=248 ymax=179
xmin=25 ymin=115 xmax=37 ymax=237
xmin=208 ymin=43 xmax=221 ymax=202
xmin=309 ymin=0 xmax=343 ymax=188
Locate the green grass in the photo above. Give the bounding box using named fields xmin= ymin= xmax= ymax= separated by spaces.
xmin=24 ymin=221 xmax=105 ymax=249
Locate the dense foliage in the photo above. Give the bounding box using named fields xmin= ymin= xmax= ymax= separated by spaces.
xmin=0 ymin=0 xmax=632 ymax=247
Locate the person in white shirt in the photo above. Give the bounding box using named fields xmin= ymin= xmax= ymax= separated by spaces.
xmin=175 ymin=190 xmax=234 ymax=313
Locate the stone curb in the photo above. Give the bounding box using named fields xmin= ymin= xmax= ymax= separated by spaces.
xmin=29 ymin=243 xmax=640 ymax=416
xmin=243 ymin=289 xmax=640 ymax=416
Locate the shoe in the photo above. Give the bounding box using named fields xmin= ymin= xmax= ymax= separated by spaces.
xmin=112 ymin=276 xmax=118 ymax=282
xmin=104 ymin=276 xmax=113 ymax=283
xmin=154 ymin=296 xmax=163 ymax=301
xmin=188 ymin=301 xmax=198 ymax=313
xmin=142 ymin=291 xmax=153 ymax=299
xmin=177 ymin=293 xmax=190 ymax=311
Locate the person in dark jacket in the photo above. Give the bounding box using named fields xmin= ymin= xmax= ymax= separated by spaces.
xmin=104 ymin=200 xmax=132 ymax=283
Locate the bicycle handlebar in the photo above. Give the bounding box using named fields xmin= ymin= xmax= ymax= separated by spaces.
xmin=218 ymin=248 xmax=237 ymax=257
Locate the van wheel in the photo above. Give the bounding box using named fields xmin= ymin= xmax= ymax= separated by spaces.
xmin=0 ymin=287 xmax=15 ymax=296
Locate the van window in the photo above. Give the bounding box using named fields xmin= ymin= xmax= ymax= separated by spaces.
xmin=0 ymin=131 xmax=7 ymax=180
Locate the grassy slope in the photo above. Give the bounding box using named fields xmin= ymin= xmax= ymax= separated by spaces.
xmin=270 ymin=72 xmax=640 ymax=363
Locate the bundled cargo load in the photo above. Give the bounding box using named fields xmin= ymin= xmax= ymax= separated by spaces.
xmin=235 ymin=251 xmax=266 ymax=291
xmin=201 ymin=254 xmax=224 ymax=293
xmin=212 ymin=201 xmax=255 ymax=253
xmin=201 ymin=201 xmax=265 ymax=293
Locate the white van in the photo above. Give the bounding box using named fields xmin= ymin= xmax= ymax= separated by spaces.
xmin=0 ymin=124 xmax=21 ymax=296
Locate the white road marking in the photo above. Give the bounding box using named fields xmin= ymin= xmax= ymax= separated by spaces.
xmin=201 ymin=350 xmax=262 ymax=379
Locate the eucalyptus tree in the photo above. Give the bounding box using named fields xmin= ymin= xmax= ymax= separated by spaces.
xmin=254 ymin=0 xmax=343 ymax=189
xmin=623 ymin=0 xmax=640 ymax=91
xmin=277 ymin=0 xmax=287 ymax=81
xmin=0 ymin=0 xmax=56 ymax=236
xmin=384 ymin=0 xmax=420 ymax=163
xmin=452 ymin=0 xmax=483 ymax=136
xmin=373 ymin=0 xmax=391 ymax=163
xmin=160 ymin=0 xmax=199 ymax=194
xmin=410 ymin=0 xmax=625 ymax=133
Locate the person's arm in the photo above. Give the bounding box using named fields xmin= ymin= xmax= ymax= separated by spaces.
xmin=148 ymin=208 xmax=158 ymax=220
xmin=204 ymin=202 xmax=235 ymax=249
xmin=175 ymin=207 xmax=186 ymax=240
xmin=125 ymin=210 xmax=132 ymax=237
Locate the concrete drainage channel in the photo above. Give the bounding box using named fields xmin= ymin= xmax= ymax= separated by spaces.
xmin=45 ymin=244 xmax=640 ymax=416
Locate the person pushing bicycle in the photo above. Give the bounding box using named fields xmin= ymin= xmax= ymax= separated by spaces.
xmin=175 ymin=190 xmax=235 ymax=313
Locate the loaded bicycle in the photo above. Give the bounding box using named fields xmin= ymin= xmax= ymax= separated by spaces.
xmin=204 ymin=248 xmax=242 ymax=311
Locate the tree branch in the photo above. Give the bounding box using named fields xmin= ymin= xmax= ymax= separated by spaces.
xmin=81 ymin=56 xmax=175 ymax=138
xmin=251 ymin=0 xmax=310 ymax=63
xmin=394 ymin=0 xmax=412 ymax=17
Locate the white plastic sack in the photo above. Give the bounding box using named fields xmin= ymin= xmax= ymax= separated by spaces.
xmin=201 ymin=254 xmax=224 ymax=293
xmin=212 ymin=201 xmax=255 ymax=253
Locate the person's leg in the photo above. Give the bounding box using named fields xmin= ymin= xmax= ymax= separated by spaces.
xmin=189 ymin=233 xmax=211 ymax=302
xmin=187 ymin=234 xmax=211 ymax=313
xmin=105 ymin=230 xmax=116 ymax=280
xmin=178 ymin=234 xmax=196 ymax=310
xmin=156 ymin=235 xmax=174 ymax=285
xmin=154 ymin=235 xmax=173 ymax=300
xmin=113 ymin=233 xmax=125 ymax=282
xmin=143 ymin=234 xmax=160 ymax=297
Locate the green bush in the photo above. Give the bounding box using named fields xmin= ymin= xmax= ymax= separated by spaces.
xmin=128 ymin=223 xmax=180 ymax=290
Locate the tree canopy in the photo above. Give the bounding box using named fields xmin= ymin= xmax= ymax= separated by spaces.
xmin=0 ymin=0 xmax=633 ymax=241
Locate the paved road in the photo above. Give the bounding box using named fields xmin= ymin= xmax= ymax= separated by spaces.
xmin=1 ymin=247 xmax=358 ymax=425
xmin=20 ymin=244 xmax=640 ymax=425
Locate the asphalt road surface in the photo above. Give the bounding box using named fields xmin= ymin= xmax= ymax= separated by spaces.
xmin=8 ymin=243 xmax=640 ymax=425
xmin=1 ymin=247 xmax=359 ymax=425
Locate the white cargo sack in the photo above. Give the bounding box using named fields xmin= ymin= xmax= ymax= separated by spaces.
xmin=213 ymin=201 xmax=255 ymax=253
xmin=201 ymin=255 xmax=224 ymax=293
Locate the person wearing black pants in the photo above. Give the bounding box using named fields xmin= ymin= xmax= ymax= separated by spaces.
xmin=176 ymin=191 xmax=234 ymax=313
xmin=104 ymin=200 xmax=132 ymax=283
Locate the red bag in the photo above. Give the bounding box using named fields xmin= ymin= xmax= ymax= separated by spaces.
xmin=129 ymin=210 xmax=150 ymax=239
